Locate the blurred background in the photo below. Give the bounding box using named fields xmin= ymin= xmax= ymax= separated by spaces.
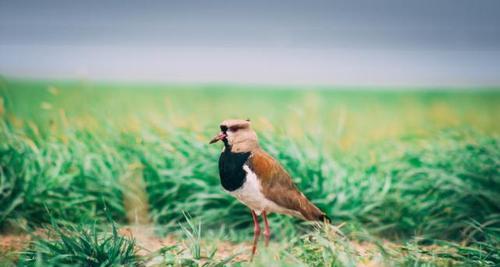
xmin=1 ymin=0 xmax=500 ymax=86
xmin=0 ymin=1 xmax=499 ymax=266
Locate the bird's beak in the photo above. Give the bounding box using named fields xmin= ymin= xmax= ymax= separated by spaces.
xmin=209 ymin=132 xmax=226 ymax=144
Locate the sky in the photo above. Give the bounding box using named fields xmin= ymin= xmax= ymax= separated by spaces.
xmin=1 ymin=0 xmax=499 ymax=87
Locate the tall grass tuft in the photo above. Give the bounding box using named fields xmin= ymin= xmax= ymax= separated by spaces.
xmin=0 ymin=121 xmax=126 ymax=227
xmin=349 ymin=131 xmax=500 ymax=241
xmin=18 ymin=222 xmax=138 ymax=266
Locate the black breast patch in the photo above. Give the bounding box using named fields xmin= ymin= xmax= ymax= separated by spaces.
xmin=218 ymin=150 xmax=251 ymax=191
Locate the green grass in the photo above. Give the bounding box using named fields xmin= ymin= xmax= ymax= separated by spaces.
xmin=151 ymin=213 xmax=241 ymax=266
xmin=14 ymin=217 xmax=499 ymax=266
xmin=18 ymin=222 xmax=137 ymax=266
xmin=0 ymin=121 xmax=126 ymax=227
xmin=0 ymin=78 xmax=499 ymax=266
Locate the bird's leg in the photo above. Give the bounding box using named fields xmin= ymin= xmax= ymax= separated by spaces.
xmin=262 ymin=211 xmax=271 ymax=247
xmin=251 ymin=210 xmax=261 ymax=235
xmin=251 ymin=210 xmax=261 ymax=258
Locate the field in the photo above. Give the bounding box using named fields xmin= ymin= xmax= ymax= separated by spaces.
xmin=0 ymin=78 xmax=499 ymax=266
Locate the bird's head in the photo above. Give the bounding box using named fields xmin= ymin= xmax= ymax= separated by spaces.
xmin=209 ymin=119 xmax=258 ymax=152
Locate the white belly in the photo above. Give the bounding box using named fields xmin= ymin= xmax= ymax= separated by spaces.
xmin=227 ymin=165 xmax=302 ymax=217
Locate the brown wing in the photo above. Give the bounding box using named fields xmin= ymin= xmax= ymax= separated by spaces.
xmin=248 ymin=148 xmax=329 ymax=221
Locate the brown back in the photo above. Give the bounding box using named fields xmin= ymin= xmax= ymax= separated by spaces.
xmin=248 ymin=148 xmax=328 ymax=221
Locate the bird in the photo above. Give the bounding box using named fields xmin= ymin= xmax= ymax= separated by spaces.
xmin=209 ymin=119 xmax=329 ymax=256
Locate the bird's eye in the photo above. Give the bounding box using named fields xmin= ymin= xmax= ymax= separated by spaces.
xmin=229 ymin=126 xmax=239 ymax=132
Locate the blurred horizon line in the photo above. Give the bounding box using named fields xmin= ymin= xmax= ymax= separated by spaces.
xmin=2 ymin=73 xmax=499 ymax=91
xmin=1 ymin=45 xmax=500 ymax=89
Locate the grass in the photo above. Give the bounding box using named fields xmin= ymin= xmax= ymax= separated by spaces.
xmin=5 ymin=217 xmax=500 ymax=266
xmin=151 ymin=214 xmax=241 ymax=266
xmin=17 ymin=222 xmax=138 ymax=266
xmin=0 ymin=121 xmax=126 ymax=227
xmin=0 ymin=77 xmax=499 ymax=266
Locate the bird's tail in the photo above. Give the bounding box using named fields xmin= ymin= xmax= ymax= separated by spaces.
xmin=299 ymin=200 xmax=331 ymax=223
xmin=291 ymin=190 xmax=331 ymax=223
xmin=317 ymin=214 xmax=331 ymax=224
